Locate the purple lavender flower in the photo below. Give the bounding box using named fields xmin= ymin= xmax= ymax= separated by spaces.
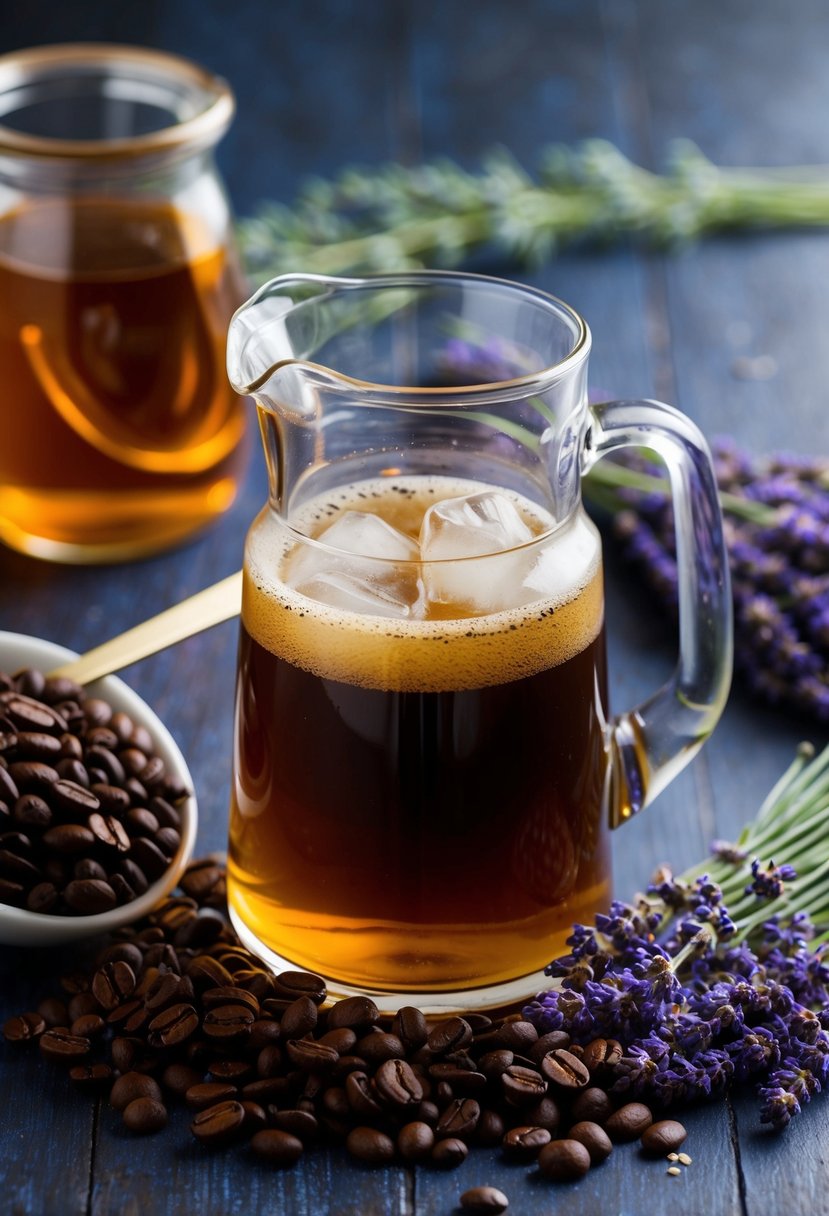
xmin=745 ymin=859 xmax=798 ymax=900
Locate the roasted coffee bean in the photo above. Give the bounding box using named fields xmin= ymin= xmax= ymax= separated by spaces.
xmin=278 ymin=994 xmax=318 ymax=1039
xmin=240 ymin=1100 xmax=267 ymax=1134
xmin=474 ymin=1108 xmax=506 ymax=1147
xmin=431 ymin=1136 xmax=468 ymax=1169
xmin=191 ymin=1099 xmax=246 ymax=1146
xmin=356 ymin=1030 xmax=405 ymax=1066
xmin=70 ymin=1013 xmax=106 ymax=1039
xmin=110 ymin=1072 xmax=163 ymax=1111
xmin=250 ymin=1128 xmax=304 ymax=1167
xmin=123 ymin=1096 xmax=168 ymax=1135
xmin=502 ymin=1125 xmax=552 ymax=1161
xmin=429 ymin=1063 xmax=487 ymax=1096
xmin=243 ymin=1078 xmax=292 ymax=1105
xmin=74 ymin=858 xmax=107 ymax=882
xmin=540 ymin=1048 xmax=591 ymax=1090
xmin=156 ymin=827 xmax=181 ymax=857
xmin=180 ymin=858 xmax=225 ymax=902
xmin=85 ymin=727 xmax=120 ymax=750
xmin=13 ymin=794 xmax=52 ymax=829
xmin=185 ymin=1081 xmax=240 ymax=1110
xmin=39 ymin=1028 xmax=91 ymax=1064
xmin=479 ymin=1049 xmax=514 ymax=1080
xmin=149 ymin=796 xmax=181 ymax=830
xmin=147 ymin=1002 xmax=199 ymax=1048
xmin=26 ymin=881 xmax=58 ymax=913
xmin=128 ymin=838 xmax=168 ymax=881
xmin=491 ymin=1020 xmax=538 ymax=1052
xmin=37 ymin=997 xmax=68 ymax=1028
xmin=67 ymin=992 xmax=100 ymax=1023
xmin=3 ymin=1011 xmax=46 ymax=1041
xmin=41 ymin=823 xmax=95 ymax=856
xmin=6 ymin=697 xmax=63 ymax=733
xmin=16 ymin=732 xmax=62 ymax=761
xmin=69 ymin=1062 xmax=113 ymax=1090
xmin=0 ymin=877 xmax=26 ymax=904
xmin=326 ymin=995 xmax=379 ymax=1033
xmin=392 ymin=1005 xmax=428 ymax=1051
xmin=143 ymin=971 xmax=191 ymax=1013
xmin=459 ymin=1186 xmax=510 ymax=1214
xmin=119 ymin=859 xmax=150 ymax=896
xmin=92 ymin=961 xmax=136 ymax=1010
xmin=345 ymin=1126 xmax=395 ymax=1165
xmin=345 ymin=1070 xmax=384 ymax=1118
xmin=201 ymin=986 xmax=260 ymax=1018
xmin=0 ymin=766 xmax=19 ymax=803
xmin=317 ymin=1027 xmax=356 ymax=1055
xmin=86 ymin=746 xmax=125 ymax=785
xmin=538 ymin=1138 xmax=592 ymax=1181
xmin=428 ymin=1016 xmax=473 ymax=1055
xmin=125 ymin=808 xmax=160 ymax=838
xmin=255 ymin=1043 xmax=284 ymax=1079
xmin=186 ymin=955 xmax=234 ymax=990
xmin=500 ymin=1064 xmax=547 ymax=1106
xmin=139 ymin=755 xmax=166 ymax=788
xmin=88 ymin=813 xmax=130 ymax=853
xmin=285 ymin=1038 xmax=338 ymax=1072
xmin=209 ymin=1059 xmax=254 ymax=1085
xmin=641 ymin=1119 xmax=688 ymax=1155
xmin=568 ymin=1120 xmax=613 ymax=1163
xmin=570 ymin=1086 xmax=613 ymax=1125
xmin=373 ymin=1057 xmax=424 ymax=1108
xmin=605 ymin=1102 xmax=654 ymax=1142
xmin=50 ymin=779 xmax=100 ymax=814
xmin=396 ymin=1120 xmax=434 ymax=1162
xmin=173 ymin=906 xmax=224 ymax=948
xmin=63 ymin=879 xmax=117 ymax=914
xmin=436 ymin=1097 xmax=480 ymax=1141
xmin=582 ymin=1037 xmax=622 ymax=1076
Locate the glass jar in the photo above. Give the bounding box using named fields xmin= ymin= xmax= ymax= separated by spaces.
xmin=0 ymin=43 xmax=248 ymax=562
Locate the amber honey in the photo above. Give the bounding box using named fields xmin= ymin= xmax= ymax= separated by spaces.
xmin=0 ymin=197 xmax=247 ymax=561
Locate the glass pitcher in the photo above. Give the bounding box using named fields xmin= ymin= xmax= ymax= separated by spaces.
xmin=226 ymin=270 xmax=732 ymax=1013
xmin=0 ymin=44 xmax=248 ymax=563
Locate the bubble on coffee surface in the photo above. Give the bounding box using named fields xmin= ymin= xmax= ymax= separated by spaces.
xmin=244 ymin=475 xmax=603 ymax=692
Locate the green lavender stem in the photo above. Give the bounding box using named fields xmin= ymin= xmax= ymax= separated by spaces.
xmin=238 ymin=141 xmax=829 ymax=284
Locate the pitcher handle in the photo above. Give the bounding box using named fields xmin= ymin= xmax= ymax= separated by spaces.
xmin=584 ymin=398 xmax=733 ymax=829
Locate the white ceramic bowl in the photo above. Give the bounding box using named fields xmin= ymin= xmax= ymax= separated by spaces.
xmin=0 ymin=631 xmax=198 ymax=946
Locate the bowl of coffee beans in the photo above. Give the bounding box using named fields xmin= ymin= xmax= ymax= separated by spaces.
xmin=0 ymin=631 xmax=197 ymax=945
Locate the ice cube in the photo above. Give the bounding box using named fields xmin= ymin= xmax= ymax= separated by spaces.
xmin=419 ymin=492 xmax=534 ymax=561
xmin=419 ymin=491 xmax=538 ymax=613
xmin=286 ymin=510 xmax=421 ymax=618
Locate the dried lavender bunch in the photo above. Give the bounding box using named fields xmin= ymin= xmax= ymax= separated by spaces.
xmin=592 ymin=439 xmax=829 ymax=721
xmin=238 ymin=141 xmax=829 ymax=283
xmin=524 ymin=742 xmax=829 ymax=1130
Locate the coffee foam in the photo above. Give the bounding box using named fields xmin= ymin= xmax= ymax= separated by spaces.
xmin=243 ymin=477 xmax=604 ymax=693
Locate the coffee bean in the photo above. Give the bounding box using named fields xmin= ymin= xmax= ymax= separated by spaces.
xmin=460 ymin=1186 xmax=510 ymax=1214
xmin=317 ymin=1026 xmax=356 ymax=1055
xmin=540 ymin=1048 xmax=591 ymax=1090
xmin=37 ymin=997 xmax=68 ymax=1028
xmin=392 ymin=1005 xmax=428 ymax=1051
xmin=479 ymin=1049 xmax=514 ymax=1080
xmin=191 ymin=1099 xmax=246 ymax=1146
xmin=39 ymin=1029 xmax=91 ymax=1064
xmin=123 ymin=1096 xmax=168 ymax=1135
xmin=161 ymin=1062 xmax=203 ymax=1098
xmin=605 ymin=1102 xmax=654 ymax=1142
xmin=13 ymin=794 xmax=52 ymax=829
xmin=356 ymin=1030 xmax=405 ymax=1066
xmin=500 ymin=1064 xmax=547 ymax=1106
xmin=42 ymin=824 xmax=96 ymax=856
xmin=6 ymin=697 xmax=63 ymax=733
xmin=475 ymin=1108 xmax=506 ymax=1147
xmin=285 ymin=1037 xmax=338 ymax=1072
xmin=436 ymin=1097 xmax=480 ymax=1140
xmin=110 ymin=1072 xmax=163 ymax=1111
xmin=185 ymin=1081 xmax=239 ymax=1110
xmin=538 ymin=1138 xmax=592 ymax=1181
xmin=278 ymin=994 xmax=318 ymax=1039
xmin=69 ymin=1062 xmax=113 ymax=1090
xmin=88 ymin=813 xmax=131 ymax=853
xmin=570 ymin=1086 xmax=613 ymax=1125
xmin=428 ymin=1016 xmax=472 ymax=1055
xmin=201 ymin=985 xmax=260 ymax=1018
xmin=326 ymin=995 xmax=379 ymax=1033
xmin=125 ymin=808 xmax=159 ymax=838
xmin=373 ymin=1057 xmax=424 ymax=1108
xmin=51 ymin=779 xmax=100 ymax=814
xmin=180 ymin=858 xmax=225 ymax=902
xmin=3 ymin=1011 xmax=46 ymax=1041
xmin=70 ymin=1013 xmax=106 ymax=1039
xmin=26 ymin=881 xmax=59 ymax=913
xmin=568 ymin=1120 xmax=613 ymax=1163
xmin=147 ymin=1002 xmax=199 ymax=1048
xmin=502 ymin=1124 xmax=552 ymax=1161
xmin=345 ymin=1126 xmax=395 ymax=1164
xmin=250 ymin=1128 xmax=304 ymax=1167
xmin=641 ymin=1119 xmax=688 ymax=1155
xmin=128 ymin=838 xmax=169 ymax=881
xmin=86 ymin=746 xmax=125 ymax=785
xmin=396 ymin=1120 xmax=434 ymax=1162
xmin=431 ymin=1136 xmax=468 ymax=1169
xmin=92 ymin=961 xmax=136 ymax=1010
xmin=63 ymin=879 xmax=117 ymax=915
xmin=271 ymin=1109 xmax=318 ymax=1144
xmin=16 ymin=732 xmax=62 ymax=761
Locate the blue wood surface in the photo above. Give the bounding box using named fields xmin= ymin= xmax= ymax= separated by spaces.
xmin=2 ymin=1 xmax=829 ymax=1212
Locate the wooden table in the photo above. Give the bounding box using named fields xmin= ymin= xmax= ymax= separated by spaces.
xmin=2 ymin=2 xmax=829 ymax=1212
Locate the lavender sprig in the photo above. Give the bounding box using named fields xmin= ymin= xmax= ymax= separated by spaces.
xmin=524 ymin=743 xmax=829 ymax=1130
xmin=595 ymin=441 xmax=829 ymax=722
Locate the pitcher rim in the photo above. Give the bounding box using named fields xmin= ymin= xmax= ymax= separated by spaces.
xmin=229 ymin=270 xmax=592 ymax=402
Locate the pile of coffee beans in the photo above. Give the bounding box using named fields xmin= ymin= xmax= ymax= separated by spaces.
xmin=0 ymin=667 xmax=188 ymax=914
xmin=3 ymin=853 xmax=687 ymax=1199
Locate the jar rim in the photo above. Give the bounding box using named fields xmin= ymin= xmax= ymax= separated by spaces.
xmin=0 ymin=43 xmax=234 ymax=160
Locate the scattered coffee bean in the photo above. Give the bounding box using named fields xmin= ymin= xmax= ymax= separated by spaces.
xmin=540 ymin=1048 xmax=591 ymax=1090
xmin=123 ymin=1096 xmax=168 ymax=1135
xmin=538 ymin=1138 xmax=592 ymax=1181
xmin=460 ymin=1186 xmax=510 ymax=1213
xmin=345 ymin=1126 xmax=395 ymax=1164
xmin=250 ymin=1128 xmax=304 ymax=1167
xmin=568 ymin=1120 xmax=613 ymax=1163
xmin=3 ymin=1011 xmax=46 ymax=1041
xmin=396 ymin=1120 xmax=434 ymax=1162
xmin=605 ymin=1102 xmax=654 ymax=1142
xmin=110 ymin=1071 xmax=163 ymax=1112
xmin=641 ymin=1119 xmax=688 ymax=1155
xmin=431 ymin=1136 xmax=468 ymax=1169
xmin=502 ymin=1124 xmax=552 ymax=1161
xmin=191 ymin=1099 xmax=246 ymax=1147
xmin=570 ymin=1085 xmax=612 ymax=1125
